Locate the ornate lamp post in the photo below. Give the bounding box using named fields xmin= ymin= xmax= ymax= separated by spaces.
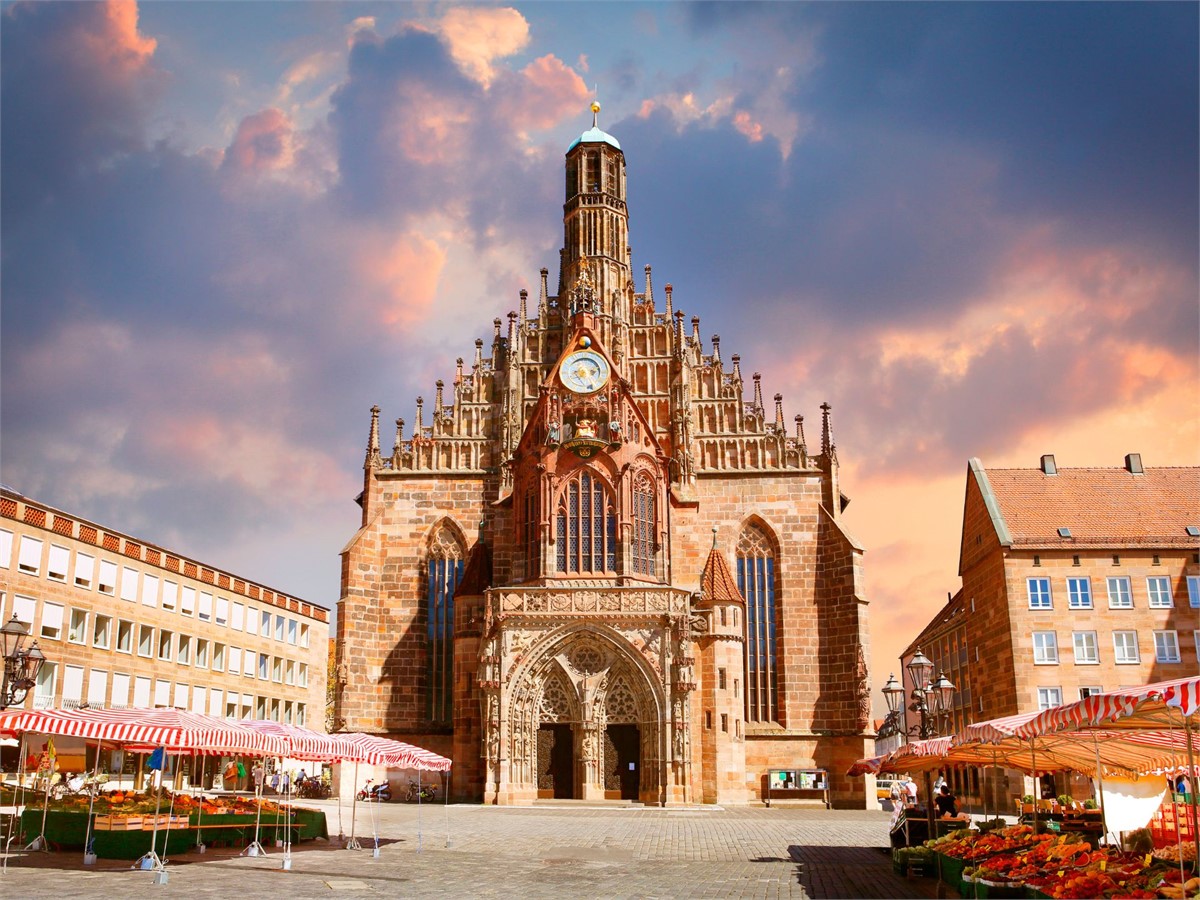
xmin=1 ymin=614 xmax=46 ymax=710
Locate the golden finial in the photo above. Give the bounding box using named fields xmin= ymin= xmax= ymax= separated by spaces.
xmin=591 ymin=100 xmax=601 ymax=128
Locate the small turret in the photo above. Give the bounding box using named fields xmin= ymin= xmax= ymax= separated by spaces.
xmin=644 ymin=264 xmax=654 ymax=310
xmin=711 ymin=334 xmax=722 ymax=368
xmin=365 ymin=404 xmax=382 ymax=470
xmin=774 ymin=394 xmax=784 ymax=433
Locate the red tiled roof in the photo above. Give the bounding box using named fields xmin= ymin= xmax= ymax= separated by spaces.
xmin=699 ymin=546 xmax=745 ymax=605
xmin=983 ymin=465 xmax=1200 ymax=549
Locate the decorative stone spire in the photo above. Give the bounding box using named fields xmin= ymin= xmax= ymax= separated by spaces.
xmin=795 ymin=415 xmax=807 ymax=450
xmin=774 ymin=393 xmax=784 ymax=432
xmin=644 ymin=264 xmax=654 ymax=309
xmin=365 ymin=404 xmax=382 ymax=469
xmin=731 ymin=354 xmax=742 ymax=383
xmin=507 ymin=310 xmax=518 ymax=361
xmin=711 ymin=334 xmax=721 ymax=367
xmin=538 ymin=268 xmax=549 ymax=318
xmin=391 ymin=417 xmax=405 ymax=467
xmin=415 ymin=396 xmax=425 ymax=440
xmin=474 ymin=338 xmax=484 ymax=370
xmin=434 ymin=380 xmax=445 ymax=417
xmin=673 ymin=310 xmax=685 ymax=359
xmin=690 ymin=316 xmax=701 ymax=350
xmin=664 ymin=282 xmax=674 ymax=321
xmin=820 ymin=401 xmax=834 ymax=455
xmin=519 ymin=289 xmax=528 ymax=325
xmin=455 ymin=357 xmax=464 ymax=385
xmin=752 ymin=373 xmax=764 ymax=414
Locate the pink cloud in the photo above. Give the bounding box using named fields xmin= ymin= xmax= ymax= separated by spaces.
xmin=732 ymin=110 xmax=764 ymax=143
xmin=94 ymin=0 xmax=156 ymax=71
xmin=504 ymin=54 xmax=590 ymax=131
xmin=354 ymin=232 xmax=448 ymax=329
xmin=225 ymin=108 xmax=295 ymax=172
xmin=438 ymin=6 xmax=530 ymax=87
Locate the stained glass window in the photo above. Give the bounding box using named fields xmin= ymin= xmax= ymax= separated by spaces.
xmin=557 ymin=471 xmax=616 ymax=574
xmin=426 ymin=524 xmax=464 ymax=725
xmin=738 ymin=523 xmax=778 ymax=723
xmin=632 ymin=475 xmax=655 ymax=576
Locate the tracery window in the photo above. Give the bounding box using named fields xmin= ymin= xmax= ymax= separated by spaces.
xmin=555 ymin=470 xmax=616 ymax=574
xmin=523 ymin=490 xmax=539 ymax=578
xmin=631 ymin=474 xmax=656 ymax=577
xmin=737 ymin=523 xmax=778 ymax=723
xmin=426 ymin=524 xmax=465 ymax=725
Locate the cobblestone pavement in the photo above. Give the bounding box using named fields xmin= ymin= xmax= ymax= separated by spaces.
xmin=0 ymin=801 xmax=941 ymax=899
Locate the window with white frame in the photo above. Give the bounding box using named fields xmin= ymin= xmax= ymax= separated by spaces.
xmin=259 ymin=653 xmax=269 ymax=679
xmin=68 ymin=608 xmax=87 ymax=644
xmin=1146 ymin=576 xmax=1173 ymax=608
xmin=133 ymin=675 xmax=152 ymax=708
xmin=116 ymin=620 xmax=133 ymax=653
xmin=162 ymin=580 xmax=178 ymax=611
xmin=215 ymin=597 xmax=228 ymax=627
xmin=158 ymin=630 xmax=173 ymax=661
xmin=1032 ymin=631 xmax=1059 ymax=664
xmin=98 ymin=560 xmax=117 ymax=595
xmin=1037 ymin=687 xmax=1063 ymax=710
xmin=231 ymin=603 xmax=244 ymax=631
xmin=272 ymin=657 xmax=282 ymax=682
xmin=0 ymin=528 xmax=12 ymax=567
xmin=40 ymin=602 xmax=64 ymax=640
xmin=198 ymin=591 xmax=213 ymax=622
xmin=142 ymin=573 xmax=159 ymax=607
xmin=275 ymin=615 xmax=284 ymax=641
xmin=191 ymin=686 xmax=207 ymax=714
xmin=111 ymin=672 xmax=131 ymax=708
xmin=298 ymin=663 xmax=308 ymax=688
xmin=245 ymin=607 xmax=257 ymax=634
xmin=18 ymin=536 xmax=43 ymax=575
xmin=225 ymin=699 xmax=238 ymax=719
xmin=1153 ymin=630 xmax=1181 ymax=663
xmin=285 ymin=660 xmax=294 ymax=685
xmin=1066 ymin=576 xmax=1092 ymax=609
xmin=261 ymin=610 xmax=270 ymax=637
xmin=208 ymin=688 xmax=223 ymax=717
xmin=154 ymin=679 xmax=170 ymax=707
xmin=288 ymin=619 xmax=297 ymax=645
xmin=11 ymin=595 xmax=36 ymax=626
xmin=228 ymin=646 xmax=242 ymax=674
xmin=1113 ymin=630 xmax=1140 ymax=664
xmin=87 ymin=669 xmax=108 ymax=707
xmin=120 ymin=567 xmax=139 ymax=602
xmin=299 ymin=624 xmax=309 ymax=649
xmin=35 ymin=662 xmax=57 ymax=707
xmin=241 ymin=693 xmax=252 ymax=718
xmin=62 ymin=665 xmax=85 ymax=705
xmin=1193 ymin=630 xmax=1199 ymax=662
xmin=212 ymin=643 xmax=224 ymax=672
xmin=173 ymin=683 xmax=188 ymax=709
xmin=1027 ymin=577 xmax=1052 ymax=609
xmin=138 ymin=624 xmax=154 ymax=657
xmin=74 ymin=552 xmax=95 ymax=589
xmin=195 ymin=639 xmax=208 ymax=668
xmin=178 ymin=635 xmax=191 ymax=665
xmin=1107 ymin=576 xmax=1132 ymax=608
xmin=1188 ymin=575 xmax=1200 ymax=608
xmin=1072 ymin=631 xmax=1099 ymax=664
xmin=1079 ymin=685 xmax=1103 ymax=699
xmin=296 ymin=704 xmax=306 ymax=727
xmin=47 ymin=544 xmax=70 ymax=582
xmin=243 ymin=649 xmax=255 ymax=677
xmin=180 ymin=586 xmax=195 ymax=616
xmin=93 ymin=614 xmax=111 ymax=649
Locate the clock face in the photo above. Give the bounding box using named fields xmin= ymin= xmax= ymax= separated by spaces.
xmin=559 ymin=349 xmax=610 ymax=394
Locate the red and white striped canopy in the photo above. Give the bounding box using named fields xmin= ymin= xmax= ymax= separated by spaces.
xmin=846 ymin=755 xmax=887 ymax=776
xmin=1009 ymin=676 xmax=1200 ymax=738
xmin=238 ymin=720 xmax=346 ymax=761
xmin=332 ymin=732 xmax=452 ymax=771
xmin=0 ymin=707 xmax=285 ymax=757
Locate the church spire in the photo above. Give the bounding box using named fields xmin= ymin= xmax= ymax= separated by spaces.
xmin=365 ymin=404 xmax=382 ymax=470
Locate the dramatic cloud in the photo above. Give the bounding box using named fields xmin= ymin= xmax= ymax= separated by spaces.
xmin=438 ymin=6 xmax=530 ymax=87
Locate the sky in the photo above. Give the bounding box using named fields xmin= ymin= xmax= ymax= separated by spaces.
xmin=2 ymin=1 xmax=1197 ymax=720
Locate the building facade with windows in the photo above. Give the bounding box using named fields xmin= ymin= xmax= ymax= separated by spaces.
xmin=0 ymin=487 xmax=328 ymax=729
xmin=335 ymin=110 xmax=873 ymax=806
xmin=898 ymin=455 xmax=1199 ymax=802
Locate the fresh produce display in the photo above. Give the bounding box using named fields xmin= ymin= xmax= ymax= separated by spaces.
xmin=40 ymin=788 xmax=286 ymax=816
xmin=1153 ymin=842 xmax=1197 ymax=864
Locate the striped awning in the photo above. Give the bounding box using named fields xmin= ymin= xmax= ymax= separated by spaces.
xmin=332 ymin=732 xmax=452 ymax=771
xmin=846 ymin=755 xmax=886 ymax=776
xmin=238 ymin=720 xmax=346 ymax=761
xmin=1010 ymin=676 xmax=1200 ymax=738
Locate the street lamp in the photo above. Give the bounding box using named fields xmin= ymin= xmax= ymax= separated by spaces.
xmin=881 ymin=648 xmax=956 ymax=741
xmin=1 ymin=614 xmax=46 ymax=710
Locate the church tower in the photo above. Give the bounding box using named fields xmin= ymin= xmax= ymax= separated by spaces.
xmin=336 ymin=104 xmax=873 ymax=809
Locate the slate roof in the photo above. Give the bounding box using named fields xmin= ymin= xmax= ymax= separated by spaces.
xmin=978 ymin=463 xmax=1200 ymax=549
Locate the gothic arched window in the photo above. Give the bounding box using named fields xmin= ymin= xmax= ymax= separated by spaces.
xmin=426 ymin=523 xmax=465 ymax=725
xmin=555 ymin=470 xmax=616 ymax=574
xmin=631 ymin=474 xmax=656 ymax=576
xmin=737 ymin=523 xmax=778 ymax=723
xmin=522 ymin=489 xmax=540 ymax=578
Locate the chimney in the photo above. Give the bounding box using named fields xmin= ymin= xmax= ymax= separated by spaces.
xmin=1040 ymin=454 xmax=1057 ymax=475
xmin=1125 ymin=453 xmax=1144 ymax=474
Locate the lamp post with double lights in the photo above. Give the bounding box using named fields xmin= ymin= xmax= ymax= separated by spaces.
xmin=1 ymin=614 xmax=47 ymax=710
xmin=881 ymin=648 xmax=957 ymax=834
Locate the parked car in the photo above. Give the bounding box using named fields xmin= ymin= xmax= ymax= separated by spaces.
xmin=876 ymin=778 xmax=904 ymax=800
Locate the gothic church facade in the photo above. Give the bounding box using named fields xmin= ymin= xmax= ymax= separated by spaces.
xmin=336 ymin=108 xmax=873 ymax=806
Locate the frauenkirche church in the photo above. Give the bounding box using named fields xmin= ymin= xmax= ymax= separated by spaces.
xmin=335 ymin=105 xmax=873 ymax=806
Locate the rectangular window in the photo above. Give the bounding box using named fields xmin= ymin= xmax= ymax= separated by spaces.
xmin=18 ymin=535 xmax=43 ymax=575
xmin=62 ymin=664 xmax=85 ymax=704
xmin=180 ymin=586 xmax=195 ymax=616
xmin=173 ymin=683 xmax=188 ymax=709
xmin=1154 ymin=630 xmax=1181 ymax=663
xmin=191 ymin=686 xmax=206 ymax=714
xmin=243 ymin=649 xmax=255 ymax=677
xmin=228 ymin=646 xmax=242 ymax=675
xmin=195 ymin=639 xmax=208 ymax=668
xmin=215 ymin=596 xmax=229 ymax=627
xmin=261 ymin=610 xmax=270 ymax=637
xmin=93 ymin=614 xmax=111 ymax=649
xmin=138 ymin=624 xmax=154 ymax=657
xmin=259 ymin=653 xmax=269 ymax=680
xmin=1107 ymin=576 xmax=1132 ymax=608
xmin=1113 ymin=630 xmax=1140 ymax=664
xmin=162 ymin=580 xmax=178 ymax=611
xmin=275 ymin=615 xmax=284 ymax=641
xmin=299 ymin=624 xmax=310 ymax=649
xmin=74 ymin=552 xmax=95 ymax=589
xmin=47 ymin=544 xmax=70 ymax=581
xmin=1072 ymin=631 xmax=1099 ymax=664
xmin=298 ymin=663 xmax=308 ymax=688
xmin=98 ymin=560 xmax=117 ymax=595
xmin=212 ymin=643 xmax=224 ymax=672
xmin=1066 ymin=577 xmax=1092 ymax=609
xmin=116 ymin=620 xmax=133 ymax=653
xmin=154 ymin=679 xmax=170 ymax=708
xmin=177 ymin=635 xmax=191 ymax=665
xmin=273 ymin=657 xmax=283 ymax=683
xmin=1188 ymin=575 xmax=1200 ymax=608
xmin=142 ymin=573 xmax=159 ymax=607
xmin=1194 ymin=630 xmax=1200 ymax=662
xmin=1146 ymin=576 xmax=1173 ymax=608
xmin=198 ymin=591 xmax=213 ymax=622
xmin=158 ymin=630 xmax=173 ymax=661
xmin=0 ymin=528 xmax=12 ymax=567
xmin=231 ymin=602 xmax=244 ymax=631
xmin=40 ymin=602 xmax=64 ymax=640
xmin=288 ymin=619 xmax=297 ymax=645
xmin=256 ymin=696 xmax=267 ymax=719
xmin=1027 ymin=577 xmax=1052 ymax=609
xmin=1037 ymin=687 xmax=1063 ymax=710
xmin=296 ymin=704 xmax=305 ymax=727
xmin=1033 ymin=631 xmax=1058 ymax=664
xmin=1079 ymin=686 xmax=1102 ymax=699
xmin=68 ymin=608 xmax=88 ymax=644
xmin=111 ymin=672 xmax=131 ymax=708
xmin=132 ymin=675 xmax=152 ymax=707
xmin=120 ymin=567 xmax=139 ymax=602
xmin=209 ymin=688 xmax=223 ymax=717
xmin=245 ymin=607 xmax=257 ymax=634
xmin=11 ymin=594 xmax=36 ymax=626
xmin=35 ymin=662 xmax=57 ymax=707
xmin=87 ymin=669 xmax=108 ymax=707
